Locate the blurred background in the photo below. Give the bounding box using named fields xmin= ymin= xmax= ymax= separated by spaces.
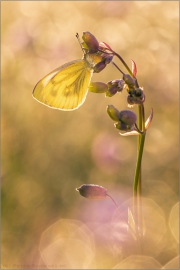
xmin=2 ymin=1 xmax=179 ymax=269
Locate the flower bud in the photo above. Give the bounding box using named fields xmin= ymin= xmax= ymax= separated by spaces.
xmin=93 ymin=61 xmax=106 ymax=73
xmin=106 ymin=79 xmax=125 ymax=97
xmin=82 ymin=31 xmax=99 ymax=53
xmin=123 ymin=74 xmax=136 ymax=88
xmin=132 ymin=95 xmax=145 ymax=105
xmin=88 ymin=82 xmax=108 ymax=93
xmin=106 ymin=86 xmax=119 ymax=97
xmin=99 ymin=41 xmax=113 ymax=52
xmin=127 ymin=95 xmax=135 ymax=106
xmin=76 ymin=184 xmax=107 ymax=200
xmin=119 ymin=110 xmax=137 ymax=126
xmin=100 ymin=54 xmax=113 ymax=64
xmin=114 ymin=122 xmax=130 ymax=131
xmin=107 ymin=79 xmax=125 ymax=90
xmin=134 ymin=88 xmax=143 ymax=97
xmin=107 ymin=105 xmax=120 ymax=121
xmin=127 ymin=88 xmax=145 ymax=106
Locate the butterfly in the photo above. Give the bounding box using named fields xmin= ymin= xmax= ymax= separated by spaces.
xmin=32 ymin=32 xmax=113 ymax=111
xmin=33 ymin=55 xmax=95 ymax=111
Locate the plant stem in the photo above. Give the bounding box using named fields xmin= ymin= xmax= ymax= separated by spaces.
xmin=112 ymin=61 xmax=125 ymax=75
xmin=106 ymin=193 xmax=137 ymax=240
xmin=112 ymin=51 xmax=139 ymax=88
xmin=133 ymin=104 xmax=146 ymax=239
xmin=113 ymin=50 xmax=146 ymax=240
xmin=133 ymin=136 xmax=146 ymax=193
xmin=113 ymin=51 xmax=134 ymax=77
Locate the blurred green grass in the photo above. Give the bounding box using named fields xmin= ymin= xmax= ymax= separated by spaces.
xmin=1 ymin=1 xmax=179 ymax=268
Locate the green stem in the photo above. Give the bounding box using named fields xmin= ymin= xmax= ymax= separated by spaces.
xmin=112 ymin=51 xmax=139 ymax=88
xmin=133 ymin=104 xmax=146 ymax=239
xmin=113 ymin=51 xmax=133 ymax=77
xmin=137 ymin=105 xmax=142 ymax=238
xmin=133 ymin=136 xmax=146 ymax=193
xmin=112 ymin=50 xmax=146 ymax=241
xmin=106 ymin=194 xmax=137 ymax=240
xmin=137 ymin=105 xmax=145 ymax=195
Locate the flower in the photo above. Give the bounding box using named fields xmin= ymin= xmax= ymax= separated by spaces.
xmin=82 ymin=31 xmax=99 ymax=53
xmin=107 ymin=105 xmax=120 ymax=121
xmin=88 ymin=82 xmax=108 ymax=93
xmin=107 ymin=106 xmax=137 ymax=132
xmin=127 ymin=88 xmax=145 ymax=106
xmin=76 ymin=184 xmax=107 ymax=200
xmin=106 ymin=79 xmax=125 ymax=97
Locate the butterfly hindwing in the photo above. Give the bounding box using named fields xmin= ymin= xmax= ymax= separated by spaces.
xmin=33 ymin=59 xmax=93 ymax=110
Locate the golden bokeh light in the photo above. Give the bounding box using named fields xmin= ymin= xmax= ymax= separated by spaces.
xmin=2 ymin=1 xmax=179 ymax=269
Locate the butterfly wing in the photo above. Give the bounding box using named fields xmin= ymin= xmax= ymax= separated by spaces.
xmin=32 ymin=59 xmax=93 ymax=110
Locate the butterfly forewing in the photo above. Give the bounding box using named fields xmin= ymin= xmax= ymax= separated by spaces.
xmin=33 ymin=59 xmax=93 ymax=110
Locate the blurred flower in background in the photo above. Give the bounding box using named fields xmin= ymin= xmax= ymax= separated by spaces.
xmin=1 ymin=1 xmax=179 ymax=269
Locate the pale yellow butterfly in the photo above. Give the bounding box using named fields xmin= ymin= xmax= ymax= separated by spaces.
xmin=32 ymin=51 xmax=97 ymax=111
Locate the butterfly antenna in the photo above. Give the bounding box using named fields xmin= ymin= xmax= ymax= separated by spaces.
xmin=76 ymin=33 xmax=85 ymax=53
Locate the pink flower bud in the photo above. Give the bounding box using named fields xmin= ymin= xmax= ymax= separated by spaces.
xmin=100 ymin=54 xmax=113 ymax=64
xmin=106 ymin=79 xmax=125 ymax=97
xmin=76 ymin=184 xmax=107 ymax=200
xmin=93 ymin=61 xmax=106 ymax=73
xmin=99 ymin=41 xmax=113 ymax=52
xmin=82 ymin=31 xmax=99 ymax=53
xmin=106 ymin=86 xmax=119 ymax=97
xmin=119 ymin=110 xmax=137 ymax=126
